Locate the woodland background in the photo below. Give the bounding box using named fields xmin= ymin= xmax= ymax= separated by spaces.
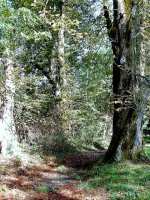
xmin=0 ymin=0 xmax=150 ymax=199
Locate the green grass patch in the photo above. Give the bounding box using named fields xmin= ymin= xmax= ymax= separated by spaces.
xmin=38 ymin=185 xmax=55 ymax=193
xmin=70 ymin=171 xmax=82 ymax=180
xmin=81 ymin=161 xmax=150 ymax=200
xmin=145 ymin=146 xmax=150 ymax=158
xmin=57 ymin=165 xmax=68 ymax=172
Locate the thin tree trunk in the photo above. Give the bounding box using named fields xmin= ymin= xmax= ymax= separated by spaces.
xmin=58 ymin=0 xmax=67 ymax=136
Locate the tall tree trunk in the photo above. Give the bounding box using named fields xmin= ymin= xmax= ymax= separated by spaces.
xmin=133 ymin=28 xmax=148 ymax=151
xmin=58 ymin=0 xmax=69 ymax=136
xmin=55 ymin=0 xmax=65 ymax=110
xmin=0 ymin=52 xmax=20 ymax=156
xmin=46 ymin=0 xmax=67 ymax=150
xmin=103 ymin=0 xmax=147 ymax=162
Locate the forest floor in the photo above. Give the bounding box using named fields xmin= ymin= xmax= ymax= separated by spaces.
xmin=0 ymin=147 xmax=149 ymax=200
xmin=0 ymin=150 xmax=108 ymax=200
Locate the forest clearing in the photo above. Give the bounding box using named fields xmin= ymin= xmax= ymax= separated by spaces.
xmin=0 ymin=0 xmax=150 ymax=199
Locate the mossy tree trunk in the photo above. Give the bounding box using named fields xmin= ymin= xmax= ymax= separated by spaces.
xmin=103 ymin=0 xmax=147 ymax=162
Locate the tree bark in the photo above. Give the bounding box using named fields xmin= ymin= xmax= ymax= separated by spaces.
xmin=0 ymin=51 xmax=20 ymax=156
xmin=58 ymin=0 xmax=69 ymax=136
xmin=103 ymin=0 xmax=147 ymax=162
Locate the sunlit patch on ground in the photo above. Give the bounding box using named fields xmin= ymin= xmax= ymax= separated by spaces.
xmin=0 ymin=155 xmax=108 ymax=200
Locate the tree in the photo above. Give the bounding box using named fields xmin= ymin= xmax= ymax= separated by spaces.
xmin=0 ymin=0 xmax=44 ymax=156
xmin=0 ymin=2 xmax=20 ymax=156
xmin=103 ymin=0 xmax=149 ymax=162
xmin=10 ymin=0 xmax=68 ymax=152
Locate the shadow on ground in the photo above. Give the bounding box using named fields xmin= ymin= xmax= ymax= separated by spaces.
xmin=0 ymin=154 xmax=108 ymax=200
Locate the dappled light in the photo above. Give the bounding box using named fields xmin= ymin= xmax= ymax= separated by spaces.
xmin=0 ymin=155 xmax=107 ymax=200
xmin=0 ymin=0 xmax=150 ymax=199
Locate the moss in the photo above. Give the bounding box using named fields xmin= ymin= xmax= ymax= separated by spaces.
xmin=123 ymin=0 xmax=133 ymax=19
xmin=131 ymin=147 xmax=147 ymax=161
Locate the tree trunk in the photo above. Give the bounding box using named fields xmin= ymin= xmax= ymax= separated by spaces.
xmin=133 ymin=27 xmax=148 ymax=153
xmin=58 ymin=0 xmax=69 ymax=136
xmin=51 ymin=0 xmax=65 ymax=135
xmin=103 ymin=0 xmax=147 ymax=162
xmin=0 ymin=52 xmax=20 ymax=156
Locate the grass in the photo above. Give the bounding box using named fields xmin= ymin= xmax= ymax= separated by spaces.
xmin=38 ymin=185 xmax=56 ymax=193
xmin=145 ymin=145 xmax=150 ymax=157
xmin=80 ymin=160 xmax=150 ymax=200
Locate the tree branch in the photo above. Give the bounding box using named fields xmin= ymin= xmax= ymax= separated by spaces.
xmin=34 ymin=64 xmax=55 ymax=86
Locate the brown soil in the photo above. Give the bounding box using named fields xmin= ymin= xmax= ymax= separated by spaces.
xmin=0 ymin=154 xmax=108 ymax=200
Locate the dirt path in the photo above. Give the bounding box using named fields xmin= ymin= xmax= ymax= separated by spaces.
xmin=0 ymin=154 xmax=108 ymax=200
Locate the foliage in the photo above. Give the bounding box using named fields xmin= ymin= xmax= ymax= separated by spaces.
xmin=64 ymin=1 xmax=113 ymax=147
xmin=144 ymin=136 xmax=150 ymax=144
xmin=0 ymin=0 xmax=113 ymax=151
